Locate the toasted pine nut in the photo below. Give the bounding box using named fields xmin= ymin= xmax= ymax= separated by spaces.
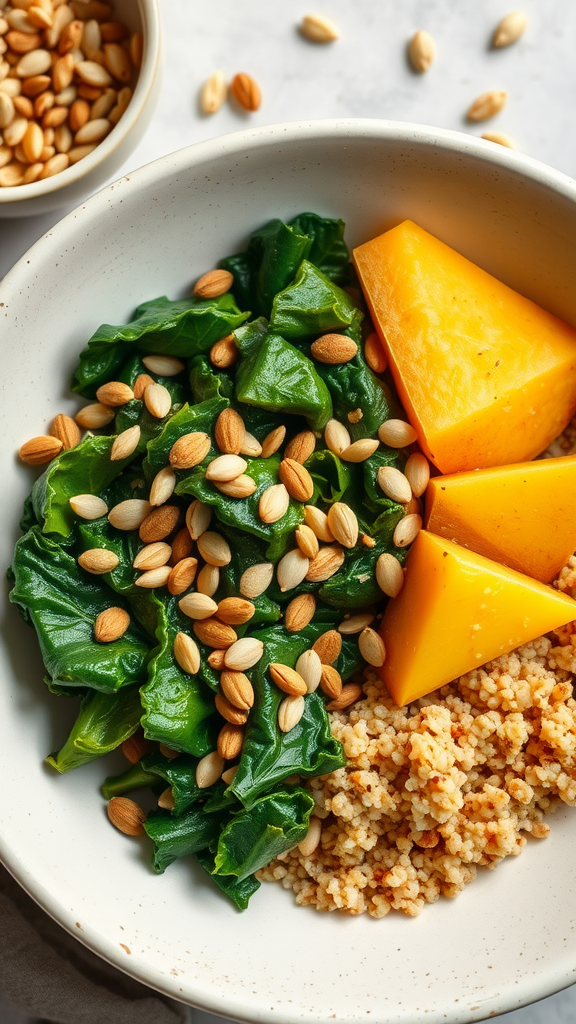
xmin=0 ymin=161 xmax=25 ymax=186
xmin=67 ymin=142 xmax=95 ymax=163
xmin=90 ymin=84 xmax=114 ymax=119
xmin=42 ymin=104 xmax=67 ymax=127
xmin=103 ymin=40 xmax=130 ymax=81
xmin=52 ymin=51 xmax=73 ymax=91
xmin=39 ymin=150 xmax=68 ymax=176
xmin=13 ymin=93 xmax=33 ymax=117
xmin=74 ymin=114 xmax=110 ymax=143
xmin=22 ymin=159 xmax=42 ymax=181
xmin=21 ymin=118 xmax=43 ymax=160
xmin=129 ymin=31 xmax=142 ymax=66
xmin=54 ymin=121 xmax=72 ymax=151
xmin=3 ymin=115 xmax=28 ymax=146
xmin=69 ymin=96 xmax=89 ymax=130
xmin=33 ymin=89 xmax=54 ymax=117
xmin=75 ymin=58 xmax=112 ymax=87
xmin=0 ymin=145 xmax=13 ymax=169
xmin=82 ymin=19 xmax=101 ymax=59
xmin=21 ymin=73 xmax=50 ymax=96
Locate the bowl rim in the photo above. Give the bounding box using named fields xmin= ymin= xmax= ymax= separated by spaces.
xmin=2 ymin=118 xmax=576 ymax=1023
xmin=0 ymin=0 xmax=161 ymax=205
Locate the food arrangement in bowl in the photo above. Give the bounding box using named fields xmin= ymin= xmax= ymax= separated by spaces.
xmin=10 ymin=205 xmax=576 ymax=920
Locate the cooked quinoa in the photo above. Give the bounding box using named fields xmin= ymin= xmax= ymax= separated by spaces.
xmin=258 ymin=558 xmax=576 ymax=917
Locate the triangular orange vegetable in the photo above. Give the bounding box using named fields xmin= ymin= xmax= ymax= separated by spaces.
xmin=379 ymin=530 xmax=576 ymax=707
xmin=353 ymin=220 xmax=576 ymax=474
xmin=424 ymin=455 xmax=576 ymax=583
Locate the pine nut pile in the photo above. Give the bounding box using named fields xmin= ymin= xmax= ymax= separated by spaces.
xmin=0 ymin=0 xmax=142 ymax=187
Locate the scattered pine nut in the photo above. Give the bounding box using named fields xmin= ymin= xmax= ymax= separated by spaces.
xmin=230 ymin=72 xmax=261 ymax=112
xmin=408 ymin=30 xmax=436 ymax=72
xmin=18 ymin=434 xmax=62 ymax=464
xmin=300 ymin=13 xmax=339 ymax=43
xmin=200 ymin=70 xmax=227 ymax=115
xmin=493 ymin=11 xmax=528 ymax=48
xmin=467 ymin=90 xmax=507 ymax=123
xmin=481 ymin=132 xmax=517 ymax=149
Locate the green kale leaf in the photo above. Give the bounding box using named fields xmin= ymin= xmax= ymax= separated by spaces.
xmin=144 ymin=806 xmax=223 ymax=874
xmin=213 ymin=787 xmax=314 ymax=881
xmin=176 ymin=452 xmax=303 ymax=563
xmin=230 ymin=621 xmax=346 ymax=807
xmin=221 ymin=219 xmax=311 ymax=317
xmin=72 ymin=295 xmax=249 ymax=399
xmin=46 ymin=687 xmax=142 ymax=773
xmin=316 ymin=354 xmax=398 ymax=440
xmin=140 ymin=596 xmax=218 ymax=757
xmin=269 ymin=261 xmax=361 ymax=339
xmin=10 ymin=527 xmax=150 ymax=693
xmin=289 ymin=212 xmax=350 ymax=284
xmin=32 ymin=434 xmax=137 ymax=539
xmin=196 ymin=849 xmax=260 ymax=910
xmin=235 ymin=331 xmax=332 ymax=430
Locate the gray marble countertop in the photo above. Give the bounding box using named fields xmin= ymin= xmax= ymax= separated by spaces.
xmin=1 ymin=2 xmax=575 ymax=1022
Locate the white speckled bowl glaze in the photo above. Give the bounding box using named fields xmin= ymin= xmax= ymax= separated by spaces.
xmin=0 ymin=0 xmax=161 ymax=217
xmin=1 ymin=121 xmax=576 ymax=1023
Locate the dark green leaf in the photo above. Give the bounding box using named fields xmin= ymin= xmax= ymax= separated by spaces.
xmin=188 ymin=354 xmax=233 ymax=405
xmin=176 ymin=452 xmax=303 ymax=562
xmin=289 ymin=213 xmax=350 ymax=284
xmin=196 ymin=849 xmax=260 ymax=910
xmin=363 ymin=450 xmax=406 ymax=515
xmin=306 ymin=448 xmax=353 ymax=504
xmin=101 ymin=761 xmax=159 ymax=799
xmin=143 ymin=806 xmax=222 ymax=874
xmin=20 ymin=492 xmax=39 ymax=533
xmin=230 ymin=622 xmax=346 ymax=807
xmin=218 ymin=251 xmax=254 ymax=312
xmin=213 ymin=787 xmax=314 ymax=881
xmin=78 ymin=518 xmax=140 ymax=596
xmin=72 ymin=294 xmax=249 ymax=399
xmin=140 ymin=595 xmax=218 ymax=756
xmin=143 ymin=400 xmax=227 ymax=482
xmin=316 ymin=354 xmax=397 ymax=440
xmin=32 ymin=434 xmax=136 ymax=539
xmin=140 ymin=750 xmax=206 ymax=815
xmin=233 ymin=316 xmax=268 ymax=357
xmin=221 ymin=219 xmax=311 ymax=318
xmin=318 ymin=540 xmax=394 ymax=609
xmin=46 ymin=686 xmax=142 ymax=773
xmin=235 ymin=331 xmax=332 ymax=431
xmin=269 ymin=261 xmax=360 ymax=339
xmin=10 ymin=527 xmax=150 ymax=693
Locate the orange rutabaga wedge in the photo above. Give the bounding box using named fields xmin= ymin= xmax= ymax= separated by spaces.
xmin=353 ymin=220 xmax=576 ymax=474
xmin=378 ymin=530 xmax=576 ymax=707
xmin=425 ymin=455 xmax=576 ymax=583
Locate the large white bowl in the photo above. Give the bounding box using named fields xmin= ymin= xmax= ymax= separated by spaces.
xmin=1 ymin=121 xmax=576 ymax=1024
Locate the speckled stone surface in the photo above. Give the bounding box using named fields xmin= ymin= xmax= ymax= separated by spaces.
xmin=1 ymin=2 xmax=575 ymax=1021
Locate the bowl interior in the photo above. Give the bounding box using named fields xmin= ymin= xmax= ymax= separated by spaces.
xmin=1 ymin=121 xmax=576 ymax=1024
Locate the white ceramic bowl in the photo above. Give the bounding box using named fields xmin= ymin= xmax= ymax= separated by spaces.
xmin=1 ymin=121 xmax=576 ymax=1024
xmin=0 ymin=0 xmax=161 ymax=217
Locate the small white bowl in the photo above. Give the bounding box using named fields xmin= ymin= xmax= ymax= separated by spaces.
xmin=0 ymin=0 xmax=161 ymax=218
xmin=1 ymin=121 xmax=576 ymax=1024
